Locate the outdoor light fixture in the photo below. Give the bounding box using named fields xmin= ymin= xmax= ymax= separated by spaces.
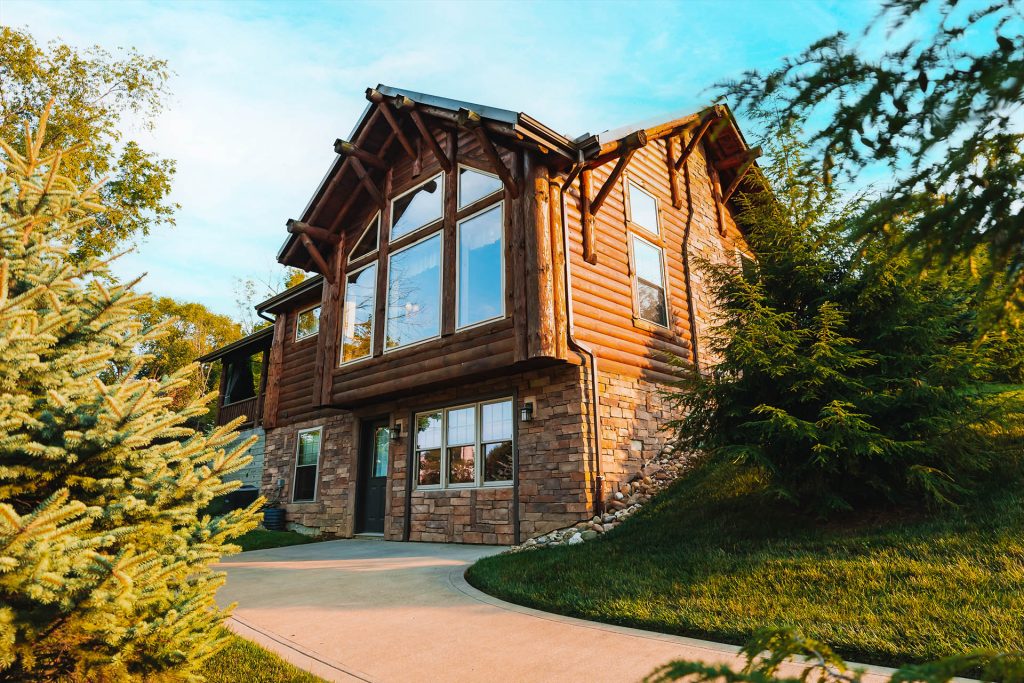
xmin=520 ymin=400 xmax=535 ymax=422
xmin=390 ymin=420 xmax=403 ymax=441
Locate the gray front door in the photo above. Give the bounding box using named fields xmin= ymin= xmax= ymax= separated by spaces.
xmin=357 ymin=419 xmax=389 ymax=534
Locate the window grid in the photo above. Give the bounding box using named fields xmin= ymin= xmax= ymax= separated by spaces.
xmin=414 ymin=398 xmax=514 ymax=490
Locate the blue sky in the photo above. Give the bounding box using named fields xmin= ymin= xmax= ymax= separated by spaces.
xmin=6 ymin=0 xmax=880 ymax=318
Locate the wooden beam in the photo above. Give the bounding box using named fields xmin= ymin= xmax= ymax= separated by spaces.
xmin=667 ymin=135 xmax=683 ymax=209
xmin=366 ymin=88 xmax=416 ymax=158
xmin=333 ymin=138 xmax=387 ymax=170
xmin=716 ymin=146 xmax=763 ymax=172
xmin=722 ymin=157 xmax=757 ymax=203
xmin=394 ymin=95 xmax=452 ymax=172
xmin=591 ymin=148 xmax=637 ymax=216
xmin=580 ymin=168 xmax=597 ymax=265
xmin=707 ymin=160 xmax=726 ymax=236
xmin=674 ymin=114 xmax=715 ymax=170
xmin=588 ymin=130 xmax=649 ymax=168
xmin=349 ymin=156 xmax=385 ymax=209
xmin=286 ymin=219 xmax=341 ymax=244
xmin=262 ymin=314 xmax=286 ymax=429
xmin=298 ymin=233 xmax=334 ymax=283
xmin=458 ymin=108 xmax=519 ymax=199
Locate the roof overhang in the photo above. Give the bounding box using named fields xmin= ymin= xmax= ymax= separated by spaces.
xmin=255 ymin=274 xmax=324 ymax=315
xmin=197 ymin=325 xmax=274 ymax=363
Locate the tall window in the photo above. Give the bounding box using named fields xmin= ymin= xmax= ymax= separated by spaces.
xmin=295 ymin=305 xmax=320 ymax=341
xmin=632 ymin=235 xmax=668 ymax=327
xmin=293 ymin=427 xmax=322 ymax=502
xmin=391 ymin=174 xmax=443 ymax=240
xmin=414 ymin=398 xmax=514 ymax=489
xmin=627 ymin=181 xmax=660 ymax=235
xmin=340 ymin=262 xmax=376 ymax=364
xmin=457 ymin=203 xmax=504 ymax=328
xmin=386 ymin=233 xmax=442 ymax=349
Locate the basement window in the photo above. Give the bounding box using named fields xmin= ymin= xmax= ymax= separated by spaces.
xmin=631 ymin=234 xmax=668 ymax=327
xmin=414 ymin=398 xmax=514 ymax=489
xmin=293 ymin=427 xmax=322 ymax=502
xmin=391 ymin=173 xmax=443 ymax=240
xmin=295 ymin=305 xmax=320 ymax=341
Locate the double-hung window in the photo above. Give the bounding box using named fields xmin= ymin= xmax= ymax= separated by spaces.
xmin=414 ymin=398 xmax=514 ymax=489
xmin=631 ymin=234 xmax=669 ymax=327
xmin=293 ymin=427 xmax=322 ymax=502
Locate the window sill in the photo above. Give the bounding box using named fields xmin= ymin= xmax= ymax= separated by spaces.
xmin=413 ymin=483 xmax=513 ymax=493
xmin=632 ymin=316 xmax=672 ymax=335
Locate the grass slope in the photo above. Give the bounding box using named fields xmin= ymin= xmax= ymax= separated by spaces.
xmin=201 ymin=634 xmax=324 ymax=682
xmin=467 ymin=461 xmax=1024 ymax=667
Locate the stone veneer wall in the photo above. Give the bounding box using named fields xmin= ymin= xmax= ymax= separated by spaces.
xmin=260 ymin=363 xmax=677 ymax=544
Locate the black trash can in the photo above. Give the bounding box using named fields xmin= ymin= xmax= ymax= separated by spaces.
xmin=262 ymin=507 xmax=285 ymax=531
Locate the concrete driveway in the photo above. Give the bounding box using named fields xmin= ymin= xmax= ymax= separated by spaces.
xmin=217 ymin=539 xmax=894 ymax=683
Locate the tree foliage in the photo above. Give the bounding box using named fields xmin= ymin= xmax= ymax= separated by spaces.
xmin=0 ymin=25 xmax=176 ymax=261
xmin=0 ymin=107 xmax=258 ymax=679
xmin=132 ymin=297 xmax=243 ymax=426
xmin=646 ymin=627 xmax=1024 ymax=683
xmin=667 ymin=124 xmax=1019 ymax=514
xmin=718 ymin=0 xmax=1024 ymax=325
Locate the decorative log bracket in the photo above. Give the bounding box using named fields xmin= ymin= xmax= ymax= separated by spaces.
xmin=720 ymin=147 xmax=762 ymax=202
xmin=366 ymin=88 xmax=416 ymax=158
xmin=457 ymin=108 xmax=520 ymax=199
xmin=349 ymin=156 xmax=385 ymax=209
xmin=288 ymin=220 xmax=335 ymax=282
xmin=333 ymin=138 xmax=387 ymax=170
xmin=393 ymin=95 xmax=452 ymax=173
xmin=588 ymin=130 xmax=647 ymax=216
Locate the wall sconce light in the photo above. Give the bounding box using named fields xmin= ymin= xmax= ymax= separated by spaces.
xmin=390 ymin=419 xmax=404 ymax=442
xmin=520 ymin=400 xmax=535 ymax=423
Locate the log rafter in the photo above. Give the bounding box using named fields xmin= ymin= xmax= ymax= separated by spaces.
xmin=394 ymin=95 xmax=452 ymax=173
xmin=298 ymin=233 xmax=334 ymax=283
xmin=457 ymin=108 xmax=520 ymax=199
xmin=333 ymin=138 xmax=387 ymax=170
xmin=366 ymin=88 xmax=416 ymax=158
xmin=286 ymin=219 xmax=342 ymax=245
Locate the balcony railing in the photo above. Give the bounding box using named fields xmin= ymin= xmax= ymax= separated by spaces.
xmin=216 ymin=395 xmax=261 ymax=428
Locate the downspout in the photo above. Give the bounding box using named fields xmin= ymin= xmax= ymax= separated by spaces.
xmin=559 ymin=153 xmax=604 ymax=517
xmin=680 ymin=151 xmax=702 ymax=371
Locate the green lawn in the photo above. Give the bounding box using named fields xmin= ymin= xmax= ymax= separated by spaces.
xmin=201 ymin=633 xmax=324 ymax=682
xmin=467 ymin=456 xmax=1024 ymax=667
xmin=235 ymin=528 xmax=317 ymax=552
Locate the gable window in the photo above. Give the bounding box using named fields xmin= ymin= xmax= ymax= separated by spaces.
xmin=414 ymin=398 xmax=514 ymax=489
xmin=295 ymin=305 xmax=320 ymax=341
xmin=391 ymin=174 xmax=443 ymax=240
xmin=349 ymin=212 xmax=379 ymax=262
xmin=457 ymin=203 xmax=504 ymax=329
xmin=293 ymin=427 xmax=322 ymax=502
xmin=340 ymin=262 xmax=376 ymax=364
xmin=627 ymin=181 xmax=660 ymax=236
xmin=385 ymin=232 xmax=442 ymax=350
xmin=631 ymin=235 xmax=668 ymax=327
xmin=458 ymin=166 xmax=502 ymax=209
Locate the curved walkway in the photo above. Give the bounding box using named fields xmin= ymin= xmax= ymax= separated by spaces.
xmin=217 ymin=539 xmax=894 ymax=683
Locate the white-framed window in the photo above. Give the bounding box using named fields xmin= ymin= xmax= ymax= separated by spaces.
xmin=385 ymin=231 xmax=442 ymax=351
xmin=631 ymin=234 xmax=669 ymax=327
xmin=293 ymin=427 xmax=322 ymax=502
xmin=457 ymin=164 xmax=502 ymax=209
xmin=295 ymin=305 xmax=321 ymax=341
xmin=627 ymin=180 xmax=660 ymax=236
xmin=391 ymin=173 xmax=443 ymax=240
xmin=414 ymin=398 xmax=514 ymax=489
xmin=456 ymin=201 xmax=504 ymax=329
xmin=349 ymin=211 xmax=380 ymax=263
xmin=340 ymin=261 xmax=376 ymax=365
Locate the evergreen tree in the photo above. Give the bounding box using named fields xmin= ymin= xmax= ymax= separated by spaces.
xmin=668 ymin=123 xmax=1018 ymax=514
xmin=0 ymin=107 xmax=259 ymax=679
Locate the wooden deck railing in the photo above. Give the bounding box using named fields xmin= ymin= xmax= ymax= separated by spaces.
xmin=216 ymin=395 xmax=260 ymax=428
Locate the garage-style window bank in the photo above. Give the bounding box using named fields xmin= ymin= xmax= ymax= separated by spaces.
xmin=414 ymin=398 xmax=514 ymax=489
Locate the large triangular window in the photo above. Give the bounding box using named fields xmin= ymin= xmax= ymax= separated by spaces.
xmin=349 ymin=212 xmax=379 ymax=262
xmin=458 ymin=166 xmax=502 ymax=209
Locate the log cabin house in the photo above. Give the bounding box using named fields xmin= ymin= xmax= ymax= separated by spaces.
xmin=201 ymin=85 xmax=759 ymax=544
